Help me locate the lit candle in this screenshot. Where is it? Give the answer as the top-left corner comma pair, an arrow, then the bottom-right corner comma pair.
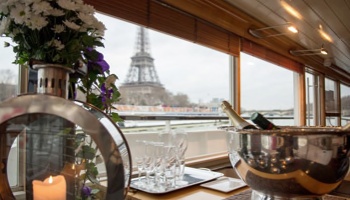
32,175 -> 66,200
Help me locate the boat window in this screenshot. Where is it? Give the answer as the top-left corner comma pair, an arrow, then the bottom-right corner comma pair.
0,38 -> 18,101
325,78 -> 340,126
340,84 -> 350,126
96,14 -> 230,167
0,37 -> 20,189
240,52 -> 295,126
305,72 -> 323,126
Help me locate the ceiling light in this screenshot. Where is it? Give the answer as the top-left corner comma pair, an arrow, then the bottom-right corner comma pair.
248,23 -> 298,38
289,46 -> 328,56
281,0 -> 302,19
318,28 -> 333,42
287,26 -> 298,33
320,48 -> 328,55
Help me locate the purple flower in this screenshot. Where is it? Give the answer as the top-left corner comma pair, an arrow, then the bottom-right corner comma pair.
86,47 -> 93,52
85,48 -> 110,72
100,83 -> 114,105
96,59 -> 109,72
81,185 -> 92,197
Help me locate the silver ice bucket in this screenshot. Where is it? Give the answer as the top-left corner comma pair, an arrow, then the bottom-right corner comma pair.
225,126 -> 350,199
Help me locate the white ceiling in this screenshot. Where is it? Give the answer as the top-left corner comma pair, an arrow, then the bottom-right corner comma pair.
225,0 -> 350,74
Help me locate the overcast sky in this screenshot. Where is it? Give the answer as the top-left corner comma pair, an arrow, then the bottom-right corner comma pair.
0,12 -> 294,110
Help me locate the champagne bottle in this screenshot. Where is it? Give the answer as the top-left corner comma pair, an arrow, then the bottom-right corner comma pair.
250,112 -> 280,130
221,100 -> 257,129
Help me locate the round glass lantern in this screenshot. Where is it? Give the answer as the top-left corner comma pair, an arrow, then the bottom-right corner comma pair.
0,94 -> 131,200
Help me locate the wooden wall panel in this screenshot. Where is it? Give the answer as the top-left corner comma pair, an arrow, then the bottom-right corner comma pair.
242,39 -> 303,73
84,0 -> 240,57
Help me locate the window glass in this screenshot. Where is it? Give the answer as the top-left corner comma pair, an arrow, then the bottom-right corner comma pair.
0,37 -> 19,187
340,84 -> 350,126
325,78 -> 340,126
95,14 -> 230,165
96,13 -> 229,108
0,38 -> 18,101
240,52 -> 295,126
305,72 -> 322,126
305,73 -> 315,126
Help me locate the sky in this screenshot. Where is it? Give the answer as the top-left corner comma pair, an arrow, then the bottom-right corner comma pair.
0,12 -> 295,110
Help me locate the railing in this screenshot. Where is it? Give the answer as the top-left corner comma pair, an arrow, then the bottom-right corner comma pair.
118,113 -> 295,130
119,113 -> 295,121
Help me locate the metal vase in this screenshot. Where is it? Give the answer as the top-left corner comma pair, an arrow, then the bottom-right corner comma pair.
33,64 -> 74,99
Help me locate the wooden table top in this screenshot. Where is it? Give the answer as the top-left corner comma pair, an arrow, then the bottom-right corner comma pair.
126,182 -> 249,200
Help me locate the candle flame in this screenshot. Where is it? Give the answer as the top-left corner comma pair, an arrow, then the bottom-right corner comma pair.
48,176 -> 53,184
72,164 -> 75,170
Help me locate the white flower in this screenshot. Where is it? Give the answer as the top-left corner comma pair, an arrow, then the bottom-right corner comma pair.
92,20 -> 106,36
31,1 -> 52,15
105,74 -> 118,88
9,3 -> 28,24
63,20 -> 80,30
0,2 -> 10,15
26,14 -> 48,30
52,24 -> 65,33
78,12 -> 94,26
5,0 -> 18,7
57,0 -> 78,11
50,39 -> 65,50
79,25 -> 87,32
79,4 -> 95,14
50,8 -> 65,17
1,0 -> 108,69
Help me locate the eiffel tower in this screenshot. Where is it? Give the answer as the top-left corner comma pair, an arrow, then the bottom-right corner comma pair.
119,26 -> 167,106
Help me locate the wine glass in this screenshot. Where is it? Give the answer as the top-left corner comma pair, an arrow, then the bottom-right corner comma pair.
152,142 -> 165,190
173,129 -> 188,184
158,130 -> 175,146
134,140 -> 146,187
163,144 -> 177,188
143,141 -> 155,186
174,129 -> 188,158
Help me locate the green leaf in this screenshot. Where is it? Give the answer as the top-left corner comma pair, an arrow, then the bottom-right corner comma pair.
81,35 -> 95,47
110,112 -> 123,122
76,145 -> 96,160
87,174 -> 99,184
93,40 -> 104,47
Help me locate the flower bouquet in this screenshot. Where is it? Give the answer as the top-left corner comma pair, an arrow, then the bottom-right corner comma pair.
0,0 -> 121,116
1,0 -> 123,199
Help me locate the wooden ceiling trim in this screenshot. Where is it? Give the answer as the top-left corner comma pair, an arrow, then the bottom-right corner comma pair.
196,21 -> 239,55
149,1 -> 196,42
84,0 -> 148,26
85,0 -> 240,56
241,39 -> 303,74
162,0 -> 249,36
